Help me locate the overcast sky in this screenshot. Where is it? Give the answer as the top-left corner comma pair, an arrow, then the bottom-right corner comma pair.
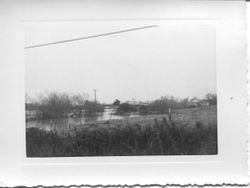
25,23 -> 216,103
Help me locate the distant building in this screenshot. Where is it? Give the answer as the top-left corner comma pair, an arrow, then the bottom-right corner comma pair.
189,97 -> 210,107
189,97 -> 200,107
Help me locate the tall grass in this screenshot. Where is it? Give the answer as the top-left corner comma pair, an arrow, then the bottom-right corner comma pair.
26,120 -> 217,157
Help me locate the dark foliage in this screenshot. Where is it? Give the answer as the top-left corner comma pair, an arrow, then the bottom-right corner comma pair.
117,103 -> 137,114
138,105 -> 150,115
113,99 -> 121,106
26,121 -> 217,157
84,100 -> 105,114
205,93 -> 217,105
147,96 -> 191,113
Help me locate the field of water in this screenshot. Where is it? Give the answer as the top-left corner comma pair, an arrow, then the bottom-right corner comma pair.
26,107 -> 141,133
26,106 -> 216,134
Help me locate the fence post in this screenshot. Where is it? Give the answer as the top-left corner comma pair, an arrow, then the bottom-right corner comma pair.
168,107 -> 172,122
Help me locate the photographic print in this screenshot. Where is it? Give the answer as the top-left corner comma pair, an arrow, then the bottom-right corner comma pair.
25,23 -> 217,157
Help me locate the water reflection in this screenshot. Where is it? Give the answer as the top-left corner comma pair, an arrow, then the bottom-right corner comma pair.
26,108 -> 131,133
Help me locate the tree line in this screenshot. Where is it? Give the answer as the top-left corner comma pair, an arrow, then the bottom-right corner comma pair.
26,92 -> 104,119
26,92 -> 217,119
114,93 -> 217,114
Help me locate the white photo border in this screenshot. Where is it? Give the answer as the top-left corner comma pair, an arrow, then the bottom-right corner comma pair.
0,0 -> 247,186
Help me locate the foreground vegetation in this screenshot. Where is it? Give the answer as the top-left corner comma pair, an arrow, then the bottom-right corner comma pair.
26,107 -> 217,157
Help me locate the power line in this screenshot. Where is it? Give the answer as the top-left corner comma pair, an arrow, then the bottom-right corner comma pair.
25,25 -> 158,49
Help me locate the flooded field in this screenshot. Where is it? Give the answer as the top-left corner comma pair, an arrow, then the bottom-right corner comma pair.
26,107 -> 139,133
26,106 -> 216,135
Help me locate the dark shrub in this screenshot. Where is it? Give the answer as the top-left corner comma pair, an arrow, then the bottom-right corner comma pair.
117,103 -> 137,113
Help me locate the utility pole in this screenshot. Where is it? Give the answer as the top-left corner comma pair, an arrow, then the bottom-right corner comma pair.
93,89 -> 98,103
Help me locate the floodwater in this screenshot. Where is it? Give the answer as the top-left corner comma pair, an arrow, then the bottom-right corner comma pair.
26,108 -> 139,133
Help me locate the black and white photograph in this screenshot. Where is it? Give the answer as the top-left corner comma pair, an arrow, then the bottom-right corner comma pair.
25,23 -> 217,157
0,0 -> 249,186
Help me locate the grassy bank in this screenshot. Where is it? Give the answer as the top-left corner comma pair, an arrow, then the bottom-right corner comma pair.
26,118 -> 217,157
